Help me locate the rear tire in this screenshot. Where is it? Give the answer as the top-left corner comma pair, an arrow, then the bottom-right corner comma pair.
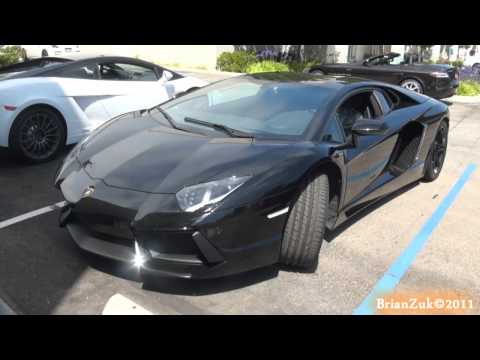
423,120 -> 448,182
280,174 -> 329,270
400,79 -> 424,94
9,106 -> 66,163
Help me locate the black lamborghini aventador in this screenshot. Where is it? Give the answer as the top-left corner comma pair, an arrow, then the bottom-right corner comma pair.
54,72 -> 449,280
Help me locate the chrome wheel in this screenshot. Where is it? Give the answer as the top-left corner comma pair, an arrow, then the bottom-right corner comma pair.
401,79 -> 423,93
19,111 -> 62,161
311,70 -> 325,75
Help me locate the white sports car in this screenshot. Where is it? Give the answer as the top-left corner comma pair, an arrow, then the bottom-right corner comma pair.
0,56 -> 208,162
20,45 -> 82,60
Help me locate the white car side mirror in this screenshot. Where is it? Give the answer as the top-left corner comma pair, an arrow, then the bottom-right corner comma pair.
162,70 -> 174,82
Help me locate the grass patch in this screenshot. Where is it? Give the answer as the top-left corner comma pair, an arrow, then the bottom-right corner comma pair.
457,80 -> 480,96
246,61 -> 290,74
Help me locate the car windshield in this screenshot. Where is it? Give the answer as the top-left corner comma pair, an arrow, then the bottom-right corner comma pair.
368,53 -> 402,66
158,76 -> 336,140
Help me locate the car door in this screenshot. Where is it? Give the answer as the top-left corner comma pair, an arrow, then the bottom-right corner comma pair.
94,61 -> 171,119
335,89 -> 398,208
50,62 -> 121,131
350,56 -> 403,84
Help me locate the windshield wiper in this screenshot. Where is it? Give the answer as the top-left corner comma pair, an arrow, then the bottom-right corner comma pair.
154,108 -> 177,128
184,117 -> 254,138
151,108 -> 190,132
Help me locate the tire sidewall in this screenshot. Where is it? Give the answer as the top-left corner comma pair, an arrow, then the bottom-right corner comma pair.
424,120 -> 448,182
280,174 -> 330,269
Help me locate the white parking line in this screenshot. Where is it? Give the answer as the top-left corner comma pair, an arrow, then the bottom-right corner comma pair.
102,294 -> 153,315
0,201 -> 67,230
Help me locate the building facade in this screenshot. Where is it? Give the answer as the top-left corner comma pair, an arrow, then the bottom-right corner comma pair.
77,45 -> 479,70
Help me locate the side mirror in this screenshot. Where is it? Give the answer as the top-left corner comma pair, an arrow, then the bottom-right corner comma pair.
162,70 -> 174,82
352,119 -> 388,136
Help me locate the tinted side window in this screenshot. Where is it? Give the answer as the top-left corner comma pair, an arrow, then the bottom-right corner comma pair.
374,90 -> 392,114
57,64 -> 99,79
337,91 -> 381,138
382,87 -> 418,110
99,62 -> 158,81
322,117 -> 344,143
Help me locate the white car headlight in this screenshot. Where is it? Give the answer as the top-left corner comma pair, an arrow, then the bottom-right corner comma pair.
431,72 -> 450,78
176,176 -> 251,212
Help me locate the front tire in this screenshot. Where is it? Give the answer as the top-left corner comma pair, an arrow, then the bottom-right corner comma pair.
423,120 -> 448,182
281,174 -> 329,270
400,79 -> 424,94
9,106 -> 66,163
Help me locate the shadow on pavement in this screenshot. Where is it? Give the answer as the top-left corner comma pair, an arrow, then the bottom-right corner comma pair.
0,148 -> 71,222
0,213 -> 89,314
142,266 -> 279,296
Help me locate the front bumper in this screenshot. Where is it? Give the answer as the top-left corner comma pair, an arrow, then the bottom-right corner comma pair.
57,166 -> 288,280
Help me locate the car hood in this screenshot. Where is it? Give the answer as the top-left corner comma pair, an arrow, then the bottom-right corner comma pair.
77,111 -> 301,194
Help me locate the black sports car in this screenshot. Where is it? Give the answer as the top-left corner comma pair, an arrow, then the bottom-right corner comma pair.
55,72 -> 449,280
307,52 -> 459,99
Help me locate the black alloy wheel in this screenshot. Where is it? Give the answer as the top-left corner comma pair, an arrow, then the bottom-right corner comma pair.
10,107 -> 66,163
424,120 -> 448,182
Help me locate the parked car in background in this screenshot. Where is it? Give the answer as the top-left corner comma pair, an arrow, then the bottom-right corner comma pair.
55,73 -> 449,280
306,52 -> 459,99
464,48 -> 480,71
20,45 -> 81,60
0,56 -> 208,162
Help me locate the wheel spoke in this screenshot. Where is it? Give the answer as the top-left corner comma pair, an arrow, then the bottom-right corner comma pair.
17,110 -> 63,160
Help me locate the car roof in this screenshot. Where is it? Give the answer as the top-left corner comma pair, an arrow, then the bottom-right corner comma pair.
0,56 -> 168,80
238,72 -> 430,103
240,72 -> 377,89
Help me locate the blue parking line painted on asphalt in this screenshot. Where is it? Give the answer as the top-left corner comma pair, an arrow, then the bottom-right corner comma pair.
353,163 -> 477,315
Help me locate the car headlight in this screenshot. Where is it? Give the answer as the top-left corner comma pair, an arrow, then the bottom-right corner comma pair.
431,72 -> 449,78
176,176 -> 251,212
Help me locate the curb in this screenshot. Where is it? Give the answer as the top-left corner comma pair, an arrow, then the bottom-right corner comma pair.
448,95 -> 480,104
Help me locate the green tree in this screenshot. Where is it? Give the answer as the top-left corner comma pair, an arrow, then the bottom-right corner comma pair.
0,46 -> 22,67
